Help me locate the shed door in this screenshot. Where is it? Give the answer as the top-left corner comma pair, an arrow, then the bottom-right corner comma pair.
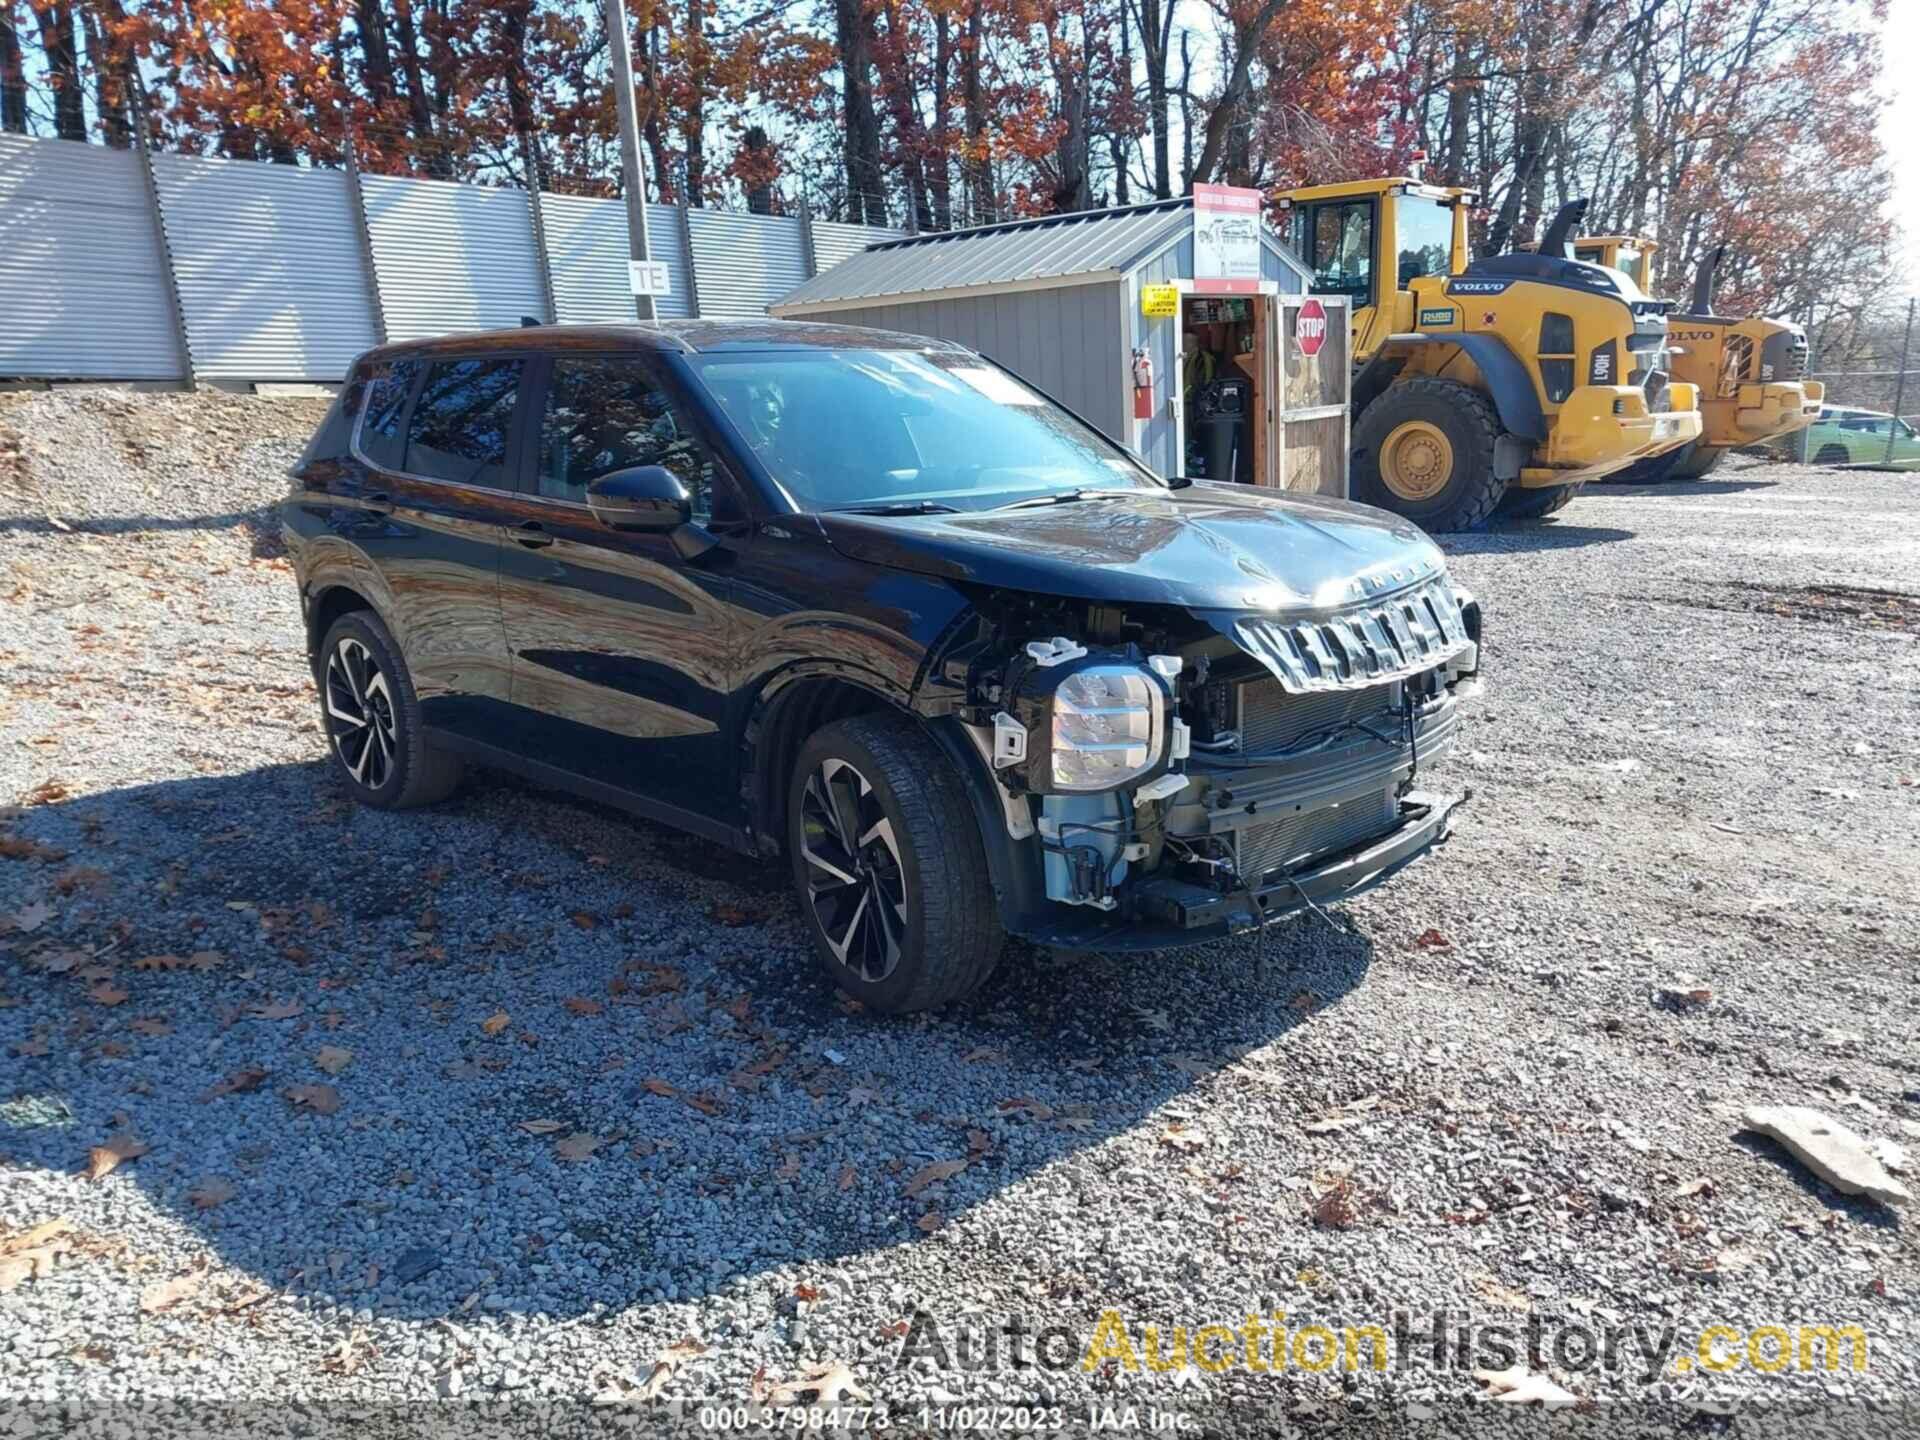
1275,296 -> 1352,498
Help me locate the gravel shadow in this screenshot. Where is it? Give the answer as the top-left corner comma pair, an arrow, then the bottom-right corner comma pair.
2,760 -> 1375,1325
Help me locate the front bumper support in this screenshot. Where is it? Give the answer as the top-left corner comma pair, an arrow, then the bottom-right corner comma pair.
1007,790 -> 1466,952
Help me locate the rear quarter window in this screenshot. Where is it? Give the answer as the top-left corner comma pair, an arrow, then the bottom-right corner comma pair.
360,358 -> 421,470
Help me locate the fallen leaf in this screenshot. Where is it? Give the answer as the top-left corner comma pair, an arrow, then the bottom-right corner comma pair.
643,1077 -> 679,1098
1159,1123 -> 1205,1153
903,1159 -> 966,1198
709,902 -> 757,927
84,1133 -> 150,1181
0,1218 -> 74,1258
130,1016 -> 172,1038
997,1097 -> 1054,1120
555,1132 -> 605,1163
188,1177 -> 236,1210
141,1272 -> 203,1314
637,1336 -> 709,1399
1473,1363 -> 1578,1407
200,1066 -> 268,1100
838,1165 -> 857,1191
518,1119 -> 566,1135
962,1046 -> 1004,1063
0,1218 -> 78,1290
767,1361 -> 870,1407
564,996 -> 603,1017
248,998 -> 303,1021
285,1084 -> 342,1116
1673,1178 -> 1714,1200
186,950 -> 223,972
88,983 -> 129,1007
481,1010 -> 510,1036
1414,929 -> 1452,950
1312,1175 -> 1359,1230
314,1046 -> 353,1075
134,954 -> 188,971
11,899 -> 52,933
915,1212 -> 944,1233
1474,1275 -> 1533,1311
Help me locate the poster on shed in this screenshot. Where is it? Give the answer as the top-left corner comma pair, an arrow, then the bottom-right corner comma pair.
1193,183 -> 1263,283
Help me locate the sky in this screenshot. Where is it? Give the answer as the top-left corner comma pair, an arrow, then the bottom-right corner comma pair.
1880,2 -> 1920,298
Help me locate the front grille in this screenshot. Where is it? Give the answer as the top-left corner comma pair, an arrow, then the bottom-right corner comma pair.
1234,675 -> 1398,754
1230,578 -> 1469,695
1235,787 -> 1400,883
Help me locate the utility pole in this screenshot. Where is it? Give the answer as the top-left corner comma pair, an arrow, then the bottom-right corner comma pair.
1884,296 -> 1914,468
605,0 -> 656,322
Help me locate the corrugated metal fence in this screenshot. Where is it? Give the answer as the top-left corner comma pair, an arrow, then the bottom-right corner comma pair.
0,134 -> 902,385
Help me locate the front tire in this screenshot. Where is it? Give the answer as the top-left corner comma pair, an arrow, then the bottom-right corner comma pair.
1352,378 -> 1509,531
1674,443 -> 1725,479
787,714 -> 1004,1013
316,611 -> 463,810
1496,481 -> 1581,521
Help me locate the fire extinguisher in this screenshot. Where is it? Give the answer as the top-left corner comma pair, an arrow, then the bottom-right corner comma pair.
1131,348 -> 1154,421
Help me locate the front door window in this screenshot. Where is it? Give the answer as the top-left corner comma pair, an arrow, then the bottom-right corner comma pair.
537,355 -> 729,522
1298,200 -> 1374,303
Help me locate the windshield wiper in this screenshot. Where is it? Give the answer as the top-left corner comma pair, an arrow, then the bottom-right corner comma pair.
995,487 -> 1145,511
828,500 -> 961,516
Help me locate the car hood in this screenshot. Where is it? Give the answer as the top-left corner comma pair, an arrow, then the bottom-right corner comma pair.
811,482 -> 1450,612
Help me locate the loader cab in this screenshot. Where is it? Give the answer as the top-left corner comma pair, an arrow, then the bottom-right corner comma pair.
1280,178 -> 1474,359
1574,236 -> 1656,293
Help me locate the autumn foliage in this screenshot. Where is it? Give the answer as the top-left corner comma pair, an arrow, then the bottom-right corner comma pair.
0,0 -> 1896,325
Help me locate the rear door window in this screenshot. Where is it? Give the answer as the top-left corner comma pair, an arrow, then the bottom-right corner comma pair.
404,358 -> 525,488
359,358 -> 421,470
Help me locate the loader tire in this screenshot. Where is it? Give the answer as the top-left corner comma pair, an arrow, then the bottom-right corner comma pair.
1496,482 -> 1581,521
1673,443 -> 1725,479
1353,378 -> 1508,532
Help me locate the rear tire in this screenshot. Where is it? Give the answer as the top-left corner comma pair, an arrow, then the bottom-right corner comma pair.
1352,378 -> 1508,531
1496,482 -> 1581,521
316,610 -> 463,810
1814,444 -> 1849,467
1674,444 -> 1725,479
787,714 -> 1004,1014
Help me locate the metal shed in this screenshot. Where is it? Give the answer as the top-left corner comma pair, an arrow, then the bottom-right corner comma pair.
771,193 -> 1352,496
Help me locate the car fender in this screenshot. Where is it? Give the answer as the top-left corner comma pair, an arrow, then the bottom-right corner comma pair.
297,540 -> 387,656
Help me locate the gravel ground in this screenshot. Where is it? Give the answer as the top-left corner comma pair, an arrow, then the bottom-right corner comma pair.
1,388 -> 1916,1424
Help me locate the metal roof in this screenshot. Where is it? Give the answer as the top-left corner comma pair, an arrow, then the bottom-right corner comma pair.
773,197 -> 1292,312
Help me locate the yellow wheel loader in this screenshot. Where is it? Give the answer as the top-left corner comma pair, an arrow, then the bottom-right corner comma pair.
1277,178 -> 1702,529
1574,237 -> 1824,480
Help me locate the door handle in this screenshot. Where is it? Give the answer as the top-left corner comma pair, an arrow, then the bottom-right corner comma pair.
513,520 -> 555,549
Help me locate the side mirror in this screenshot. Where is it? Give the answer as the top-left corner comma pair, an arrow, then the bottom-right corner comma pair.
585,465 -> 690,532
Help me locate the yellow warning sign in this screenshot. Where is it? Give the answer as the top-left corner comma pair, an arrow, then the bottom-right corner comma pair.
1140,284 -> 1178,318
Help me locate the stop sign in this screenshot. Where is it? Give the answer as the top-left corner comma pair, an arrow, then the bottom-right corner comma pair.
1296,297 -> 1328,358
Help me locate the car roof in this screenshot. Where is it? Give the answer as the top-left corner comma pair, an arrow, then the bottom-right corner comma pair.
361,318 -> 968,366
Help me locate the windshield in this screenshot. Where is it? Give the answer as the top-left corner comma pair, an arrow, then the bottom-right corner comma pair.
1396,197 -> 1454,284
686,349 -> 1161,513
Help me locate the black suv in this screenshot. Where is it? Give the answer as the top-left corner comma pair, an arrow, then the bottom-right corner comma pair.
284,321 -> 1482,1012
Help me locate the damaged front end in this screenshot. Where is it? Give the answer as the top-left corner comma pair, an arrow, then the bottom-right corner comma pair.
944,577 -> 1483,949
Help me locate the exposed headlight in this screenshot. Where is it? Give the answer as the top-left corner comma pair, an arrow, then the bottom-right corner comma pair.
1051,665 -> 1164,792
